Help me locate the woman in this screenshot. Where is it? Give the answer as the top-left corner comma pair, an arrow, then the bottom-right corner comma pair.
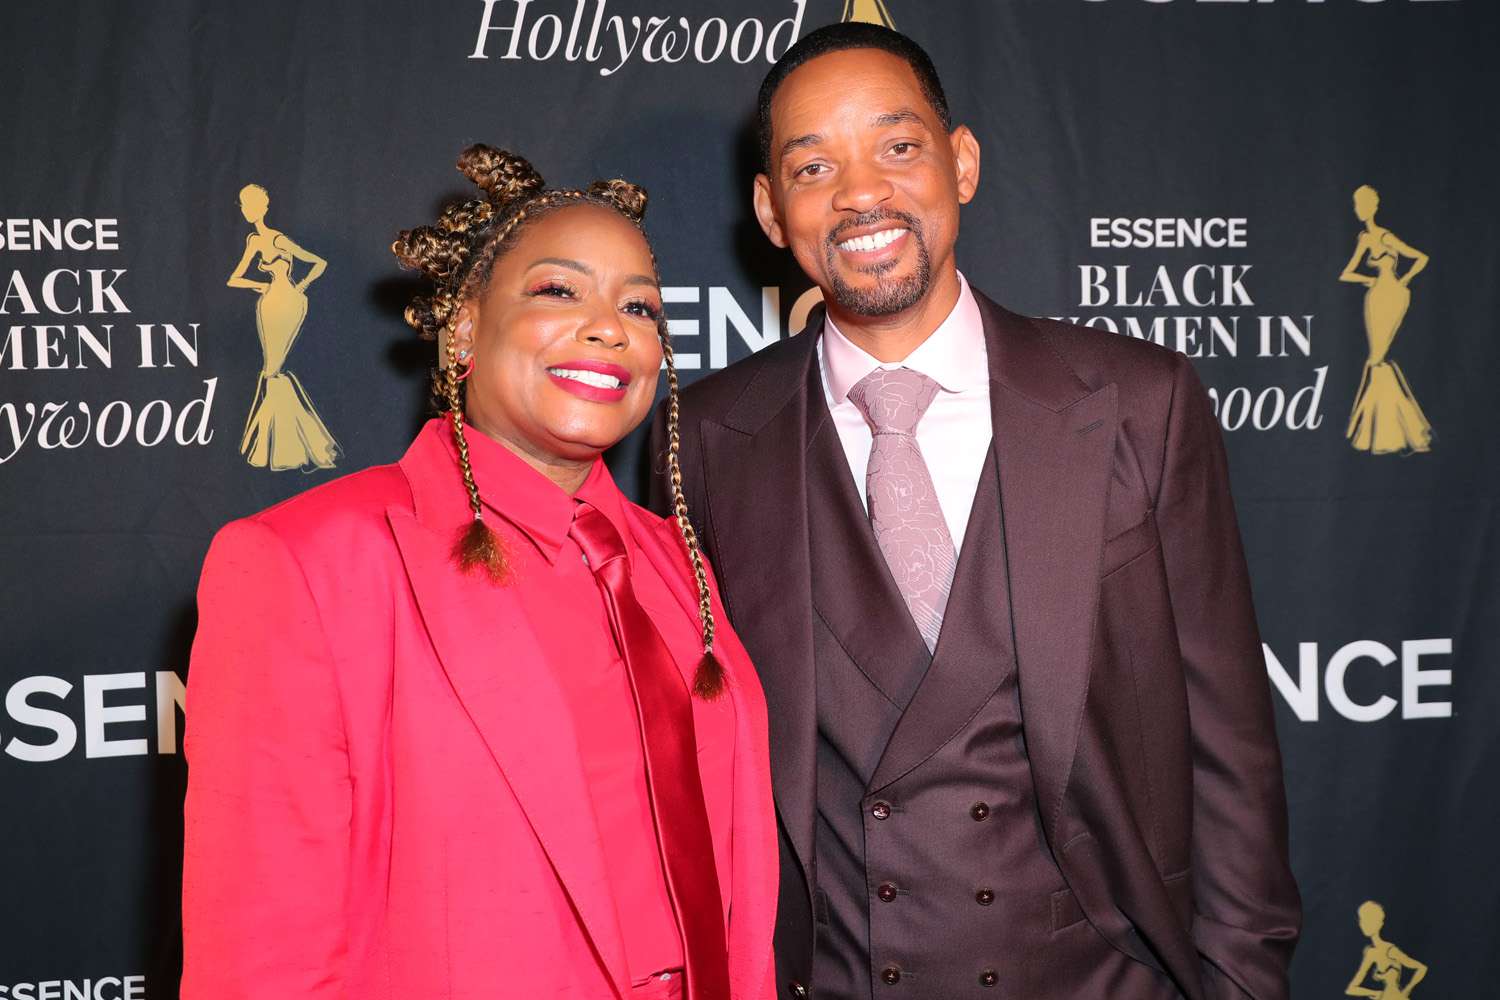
183,146 -> 777,999
1338,184 -> 1432,455
227,183 -> 342,471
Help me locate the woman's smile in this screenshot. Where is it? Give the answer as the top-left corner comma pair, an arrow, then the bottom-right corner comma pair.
546,359 -> 633,402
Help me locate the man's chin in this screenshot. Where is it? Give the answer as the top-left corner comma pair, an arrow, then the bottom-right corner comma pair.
827,271 -> 930,317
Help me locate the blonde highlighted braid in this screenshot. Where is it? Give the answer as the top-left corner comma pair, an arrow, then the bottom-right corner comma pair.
391,144 -> 724,698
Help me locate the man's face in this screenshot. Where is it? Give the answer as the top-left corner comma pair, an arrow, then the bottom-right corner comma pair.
755,48 -> 979,318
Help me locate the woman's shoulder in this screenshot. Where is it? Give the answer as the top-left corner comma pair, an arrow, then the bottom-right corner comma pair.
214,461 -> 414,568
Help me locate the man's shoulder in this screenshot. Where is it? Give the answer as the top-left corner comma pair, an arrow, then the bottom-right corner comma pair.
1024,313 -> 1184,397
675,325 -> 815,424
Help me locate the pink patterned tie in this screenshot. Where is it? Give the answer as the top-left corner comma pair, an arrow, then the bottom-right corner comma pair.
847,367 -> 957,653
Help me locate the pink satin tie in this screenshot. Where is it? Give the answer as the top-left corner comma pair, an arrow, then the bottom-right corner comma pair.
848,367 -> 958,653
570,502 -> 730,1000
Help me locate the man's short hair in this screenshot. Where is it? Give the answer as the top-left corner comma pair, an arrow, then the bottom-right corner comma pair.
757,22 -> 952,173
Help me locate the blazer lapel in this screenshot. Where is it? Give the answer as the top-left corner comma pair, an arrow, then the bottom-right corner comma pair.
977,295 -> 1119,844
386,507 -> 629,999
805,370 -> 933,712
700,326 -> 821,885
867,447 -> 1015,792
634,514 -> 778,1000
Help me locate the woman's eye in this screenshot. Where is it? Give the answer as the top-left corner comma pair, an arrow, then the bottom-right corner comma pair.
624,300 -> 662,321
529,281 -> 576,298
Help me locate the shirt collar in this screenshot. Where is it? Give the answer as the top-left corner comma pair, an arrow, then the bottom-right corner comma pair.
433,418 -> 631,565
821,271 -> 988,403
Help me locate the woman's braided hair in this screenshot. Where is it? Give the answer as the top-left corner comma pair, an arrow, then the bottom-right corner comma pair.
391,144 -> 723,699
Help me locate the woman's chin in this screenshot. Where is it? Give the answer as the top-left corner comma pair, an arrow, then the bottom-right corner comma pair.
543,408 -> 648,455
539,424 -> 628,462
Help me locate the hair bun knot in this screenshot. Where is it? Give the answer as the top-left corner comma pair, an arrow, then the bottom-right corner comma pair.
438,198 -> 496,235
457,144 -> 545,205
587,179 -> 648,222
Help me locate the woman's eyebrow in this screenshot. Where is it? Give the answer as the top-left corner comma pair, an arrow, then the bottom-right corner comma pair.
529,256 -> 592,275
530,257 -> 656,289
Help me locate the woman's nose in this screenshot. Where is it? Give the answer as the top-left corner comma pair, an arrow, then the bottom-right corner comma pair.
578,306 -> 629,350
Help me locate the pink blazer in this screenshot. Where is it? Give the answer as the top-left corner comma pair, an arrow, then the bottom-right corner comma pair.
181,424 -> 778,999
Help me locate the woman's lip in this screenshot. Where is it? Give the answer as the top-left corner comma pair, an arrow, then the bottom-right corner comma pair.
547,371 -> 629,403
550,358 -> 632,385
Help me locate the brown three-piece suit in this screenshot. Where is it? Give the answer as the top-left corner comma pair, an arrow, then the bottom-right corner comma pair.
653,290 -> 1300,999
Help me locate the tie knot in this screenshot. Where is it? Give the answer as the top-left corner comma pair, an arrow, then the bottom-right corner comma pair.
570,501 -> 628,569
847,367 -> 941,435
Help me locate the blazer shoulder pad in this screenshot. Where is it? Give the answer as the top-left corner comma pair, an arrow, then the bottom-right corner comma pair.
1030,315 -> 1182,397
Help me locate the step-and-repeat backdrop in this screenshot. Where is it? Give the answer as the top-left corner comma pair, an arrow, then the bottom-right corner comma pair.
2,0 -> 1495,995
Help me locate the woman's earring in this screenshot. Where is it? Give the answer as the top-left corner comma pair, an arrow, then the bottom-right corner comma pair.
456,348 -> 475,382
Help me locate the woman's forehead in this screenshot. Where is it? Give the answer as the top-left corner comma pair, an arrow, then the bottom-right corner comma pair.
506,203 -> 653,267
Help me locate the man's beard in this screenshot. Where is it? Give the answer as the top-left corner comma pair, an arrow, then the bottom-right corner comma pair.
823,209 -> 933,317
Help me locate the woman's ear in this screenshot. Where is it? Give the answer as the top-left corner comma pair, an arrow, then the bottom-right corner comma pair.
445,300 -> 478,366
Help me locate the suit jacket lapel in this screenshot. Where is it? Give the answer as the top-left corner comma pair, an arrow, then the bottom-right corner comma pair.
805,367 -> 933,712
977,295 -> 1119,843
388,434 -> 629,998
867,447 -> 1014,792
700,325 -> 821,885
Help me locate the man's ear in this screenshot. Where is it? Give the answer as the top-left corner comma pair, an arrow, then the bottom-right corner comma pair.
950,124 -> 981,205
753,173 -> 788,248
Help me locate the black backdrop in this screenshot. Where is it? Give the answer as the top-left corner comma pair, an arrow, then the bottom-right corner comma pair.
2,1 -> 1497,996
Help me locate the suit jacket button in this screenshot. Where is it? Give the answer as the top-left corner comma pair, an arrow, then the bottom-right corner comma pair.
877,882 -> 898,902
788,982 -> 808,999
979,969 -> 998,987
871,800 -> 892,821
970,802 -> 990,821
975,888 -> 995,906
881,966 -> 902,985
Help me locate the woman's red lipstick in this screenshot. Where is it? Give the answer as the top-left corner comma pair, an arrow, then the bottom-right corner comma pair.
546,359 -> 631,402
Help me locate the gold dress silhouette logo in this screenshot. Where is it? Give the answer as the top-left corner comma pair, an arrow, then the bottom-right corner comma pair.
842,0 -> 895,28
227,183 -> 341,472
1338,185 -> 1432,455
1346,900 -> 1428,998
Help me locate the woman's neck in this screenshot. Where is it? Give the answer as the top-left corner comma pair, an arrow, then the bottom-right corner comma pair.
466,414 -> 595,495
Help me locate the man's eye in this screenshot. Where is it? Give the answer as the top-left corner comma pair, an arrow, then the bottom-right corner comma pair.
890,142 -> 916,155
796,163 -> 826,178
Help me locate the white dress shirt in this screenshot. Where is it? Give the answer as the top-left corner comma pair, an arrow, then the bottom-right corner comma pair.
816,272 -> 993,552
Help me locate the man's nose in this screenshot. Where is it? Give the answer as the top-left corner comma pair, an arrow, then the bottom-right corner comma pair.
831,161 -> 895,215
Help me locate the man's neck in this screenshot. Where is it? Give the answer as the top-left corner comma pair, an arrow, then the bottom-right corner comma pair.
824,267 -> 963,363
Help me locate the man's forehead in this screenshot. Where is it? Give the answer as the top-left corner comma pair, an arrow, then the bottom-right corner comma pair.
771,48 -> 933,131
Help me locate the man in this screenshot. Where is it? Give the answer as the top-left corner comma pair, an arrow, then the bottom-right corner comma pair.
652,22 -> 1300,1000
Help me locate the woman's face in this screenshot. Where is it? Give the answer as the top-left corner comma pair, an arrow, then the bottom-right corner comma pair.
1354,188 -> 1379,222
453,203 -> 665,469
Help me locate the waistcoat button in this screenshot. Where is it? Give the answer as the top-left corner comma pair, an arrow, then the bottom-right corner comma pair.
871,800 -> 892,821
980,969 -> 999,987
877,882 -> 898,902
881,966 -> 902,985
975,888 -> 995,906
970,802 -> 990,821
